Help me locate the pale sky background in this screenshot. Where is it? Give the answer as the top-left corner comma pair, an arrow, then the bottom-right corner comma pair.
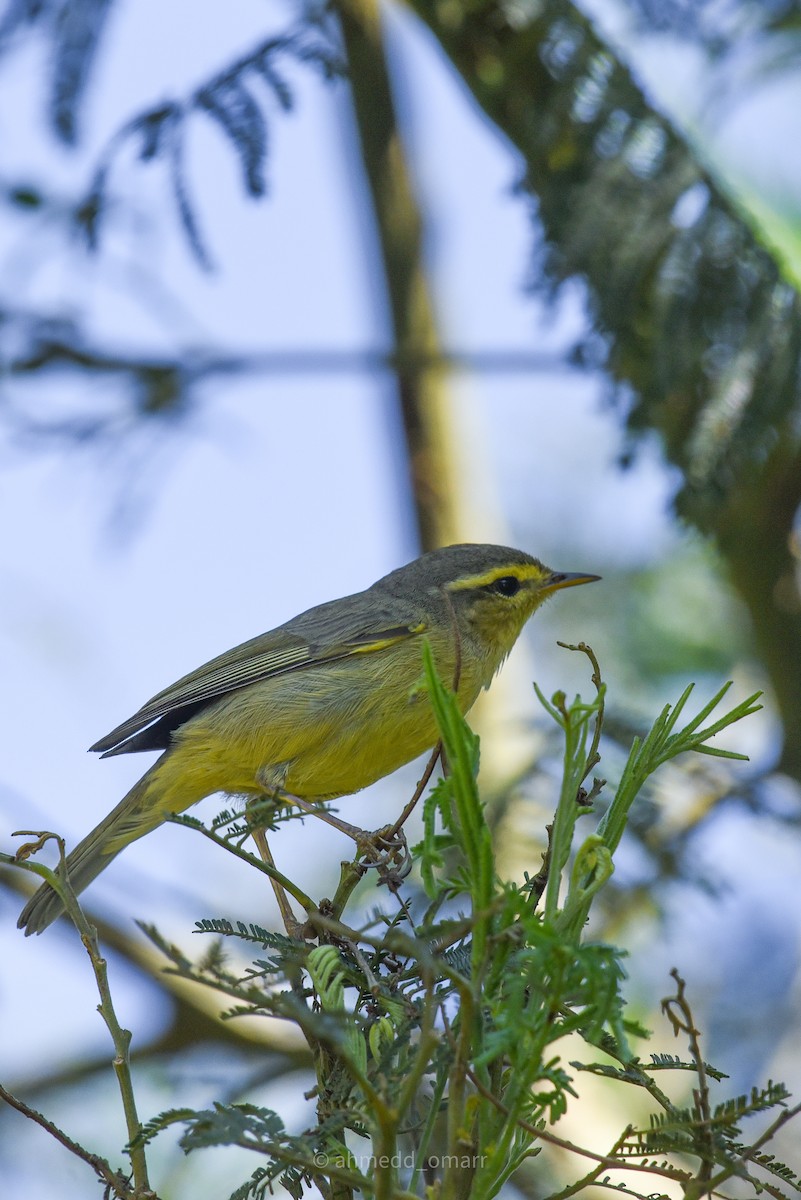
2,2 -> 801,1196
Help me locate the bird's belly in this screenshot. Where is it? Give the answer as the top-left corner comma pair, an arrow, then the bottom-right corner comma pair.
282,689 -> 441,799
168,649 -> 484,804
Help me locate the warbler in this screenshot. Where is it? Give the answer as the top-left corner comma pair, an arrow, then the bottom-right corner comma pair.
19,543 -> 598,934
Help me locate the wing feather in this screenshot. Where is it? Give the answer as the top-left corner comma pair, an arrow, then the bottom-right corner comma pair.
90,617 -> 425,756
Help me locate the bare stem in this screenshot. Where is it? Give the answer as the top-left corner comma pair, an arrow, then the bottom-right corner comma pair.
165,812 -> 316,915
386,741 -> 442,840
556,640 -> 605,786
661,969 -> 714,1191
0,1083 -> 137,1198
11,832 -> 155,1196
463,1066 -> 690,1186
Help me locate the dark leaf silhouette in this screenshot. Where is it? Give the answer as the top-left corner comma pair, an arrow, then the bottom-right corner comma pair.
196,78 -> 268,198
50,0 -> 114,142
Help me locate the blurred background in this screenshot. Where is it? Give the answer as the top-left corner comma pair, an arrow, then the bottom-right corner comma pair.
2,0 -> 801,1195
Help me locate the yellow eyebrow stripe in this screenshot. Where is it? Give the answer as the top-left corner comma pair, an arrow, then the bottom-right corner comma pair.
445,564 -> 542,592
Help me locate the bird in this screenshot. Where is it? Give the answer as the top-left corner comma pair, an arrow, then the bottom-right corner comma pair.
18,543 -> 599,934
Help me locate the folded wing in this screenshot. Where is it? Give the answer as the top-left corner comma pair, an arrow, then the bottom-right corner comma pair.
90,619 -> 426,758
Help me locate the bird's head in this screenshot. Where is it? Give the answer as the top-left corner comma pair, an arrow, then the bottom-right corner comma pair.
439,546 -> 599,657
381,543 -> 600,663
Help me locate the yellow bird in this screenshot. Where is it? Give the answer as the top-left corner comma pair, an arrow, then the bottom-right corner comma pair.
19,543 -> 598,934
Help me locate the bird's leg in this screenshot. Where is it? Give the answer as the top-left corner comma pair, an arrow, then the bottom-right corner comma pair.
272,788 -> 412,879
246,798 -> 306,939
277,791 -> 370,840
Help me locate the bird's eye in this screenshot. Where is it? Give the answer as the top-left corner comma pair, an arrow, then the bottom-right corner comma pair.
492,576 -> 521,597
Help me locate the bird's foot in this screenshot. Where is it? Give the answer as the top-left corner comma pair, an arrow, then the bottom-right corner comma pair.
274,788 -> 413,887
354,823 -> 409,867
353,824 -> 413,888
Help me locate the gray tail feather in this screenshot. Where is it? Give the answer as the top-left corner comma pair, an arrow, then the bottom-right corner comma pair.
18,759 -> 165,936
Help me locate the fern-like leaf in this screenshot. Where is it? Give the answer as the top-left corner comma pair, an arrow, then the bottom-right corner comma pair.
196,78 -> 268,197
50,0 -> 114,142
167,117 -> 212,268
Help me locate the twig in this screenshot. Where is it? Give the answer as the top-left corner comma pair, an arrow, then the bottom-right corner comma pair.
11,831 -> 154,1196
0,1083 -> 137,1198
345,938 -> 381,997
165,812 -> 316,915
463,1066 -> 689,1185
661,969 -> 714,1189
704,1099 -> 801,1196
556,641 -> 605,788
543,1125 -> 635,1200
526,821 -> 554,910
385,742 -> 442,840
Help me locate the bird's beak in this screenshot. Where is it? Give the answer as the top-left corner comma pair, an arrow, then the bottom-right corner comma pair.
539,571 -> 601,596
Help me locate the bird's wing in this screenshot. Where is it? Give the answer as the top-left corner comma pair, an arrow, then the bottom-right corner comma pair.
90,616 -> 426,756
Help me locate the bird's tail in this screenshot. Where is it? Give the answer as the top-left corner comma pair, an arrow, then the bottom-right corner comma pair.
18,756 -> 170,936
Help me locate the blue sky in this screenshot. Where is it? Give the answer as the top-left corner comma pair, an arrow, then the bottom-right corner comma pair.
2,2 -> 799,1195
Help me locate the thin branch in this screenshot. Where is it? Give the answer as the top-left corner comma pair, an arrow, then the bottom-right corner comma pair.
557,640 -> 605,788
164,812 -> 316,916
661,968 -> 714,1189
10,833 -> 153,1194
0,1084 -> 139,1198
463,1066 -> 690,1185
704,1100 -> 801,1193
543,1125 -> 635,1200
385,744 -> 442,842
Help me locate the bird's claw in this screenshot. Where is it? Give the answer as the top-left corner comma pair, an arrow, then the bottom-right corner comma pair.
356,825 -> 413,882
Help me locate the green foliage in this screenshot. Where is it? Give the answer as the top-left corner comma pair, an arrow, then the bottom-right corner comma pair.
4,649 -> 797,1200
135,1102 -> 285,1152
